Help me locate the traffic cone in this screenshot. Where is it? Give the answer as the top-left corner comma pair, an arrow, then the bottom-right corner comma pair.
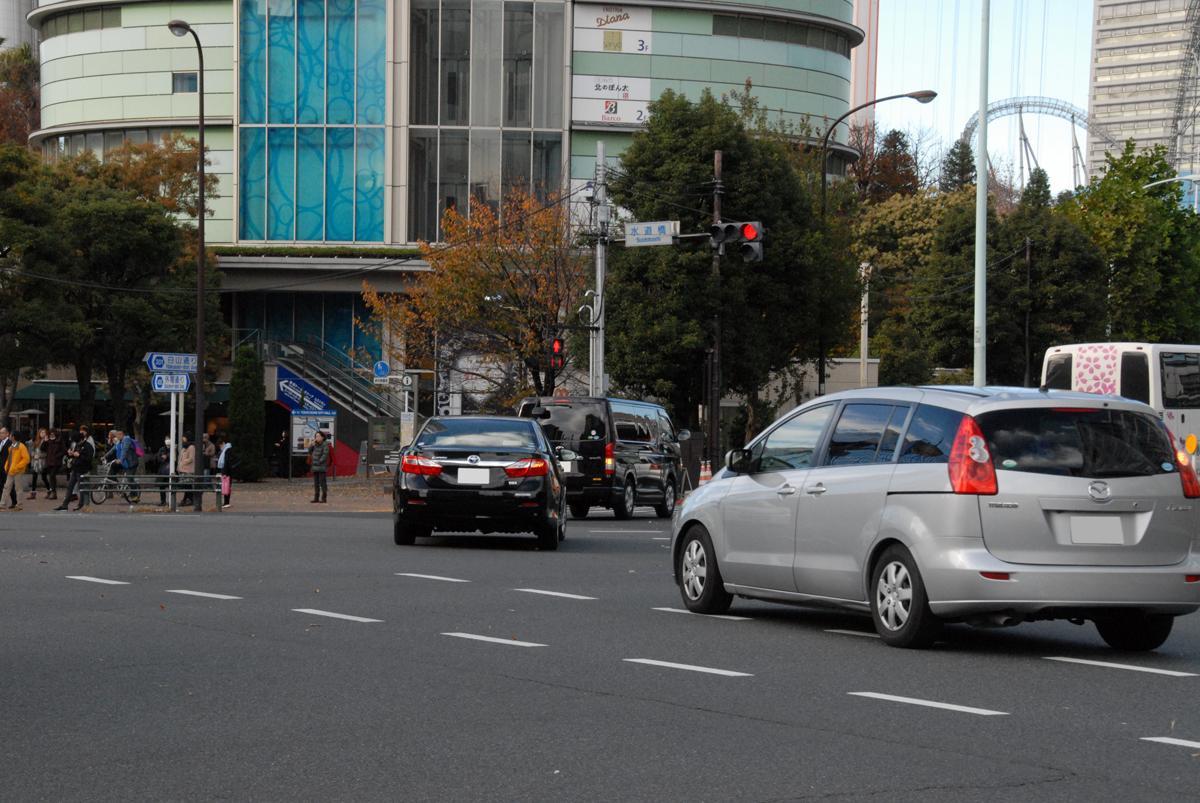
699,460 -> 711,486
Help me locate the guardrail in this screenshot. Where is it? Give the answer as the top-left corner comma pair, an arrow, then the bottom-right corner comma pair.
74,473 -> 224,511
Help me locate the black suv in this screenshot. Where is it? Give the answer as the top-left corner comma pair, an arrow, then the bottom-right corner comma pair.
517,396 -> 690,519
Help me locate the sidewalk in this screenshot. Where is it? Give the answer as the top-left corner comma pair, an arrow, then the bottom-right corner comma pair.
5,476 -> 393,515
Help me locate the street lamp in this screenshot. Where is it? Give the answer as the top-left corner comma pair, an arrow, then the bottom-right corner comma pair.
1143,175 -> 1199,212
168,19 -> 206,511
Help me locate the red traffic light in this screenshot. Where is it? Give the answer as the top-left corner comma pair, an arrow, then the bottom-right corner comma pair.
552,338 -> 563,354
740,222 -> 761,241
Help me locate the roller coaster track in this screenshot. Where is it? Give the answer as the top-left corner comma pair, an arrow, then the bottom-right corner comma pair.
1167,0 -> 1200,168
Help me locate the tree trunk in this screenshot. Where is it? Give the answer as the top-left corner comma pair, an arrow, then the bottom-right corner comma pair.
130,378 -> 151,443
744,388 -> 760,445
0,368 -> 18,430
75,353 -> 96,429
105,362 -> 130,432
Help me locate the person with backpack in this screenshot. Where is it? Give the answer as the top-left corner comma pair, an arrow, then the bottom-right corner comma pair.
1,431 -> 30,511
102,429 -> 142,497
55,426 -> 96,511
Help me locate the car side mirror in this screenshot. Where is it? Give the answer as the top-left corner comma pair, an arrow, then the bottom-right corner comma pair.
676,429 -> 691,442
726,448 -> 754,474
555,446 -> 579,461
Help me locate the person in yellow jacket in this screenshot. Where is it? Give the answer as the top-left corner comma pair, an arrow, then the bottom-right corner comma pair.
2,431 -> 30,511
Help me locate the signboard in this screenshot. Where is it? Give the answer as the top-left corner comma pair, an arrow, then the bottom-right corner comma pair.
276,365 -> 332,411
572,75 -> 651,126
291,411 -> 336,455
373,376 -> 391,386
373,360 -> 390,378
574,4 -> 653,54
624,220 -> 679,247
151,372 -> 192,393
144,352 -> 198,373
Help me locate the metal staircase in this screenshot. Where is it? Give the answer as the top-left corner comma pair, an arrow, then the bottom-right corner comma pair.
267,337 -> 407,422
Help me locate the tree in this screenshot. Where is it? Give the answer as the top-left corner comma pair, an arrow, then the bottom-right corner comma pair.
0,43 -> 38,146
228,345 -> 267,481
850,129 -> 921,204
939,139 -> 976,193
362,188 -> 588,399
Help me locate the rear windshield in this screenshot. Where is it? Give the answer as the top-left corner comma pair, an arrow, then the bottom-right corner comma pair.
535,403 -> 607,444
417,418 -> 537,448
976,407 -> 1175,478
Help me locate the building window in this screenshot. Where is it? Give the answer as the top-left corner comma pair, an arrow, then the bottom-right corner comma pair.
712,14 -> 852,58
172,73 -> 199,93
41,6 -> 122,40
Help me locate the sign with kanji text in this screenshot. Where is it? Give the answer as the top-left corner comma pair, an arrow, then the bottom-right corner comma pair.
151,373 -> 192,393
144,352 -> 198,373
624,220 -> 679,247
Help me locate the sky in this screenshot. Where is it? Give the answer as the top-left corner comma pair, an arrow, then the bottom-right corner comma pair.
872,0 -> 1095,193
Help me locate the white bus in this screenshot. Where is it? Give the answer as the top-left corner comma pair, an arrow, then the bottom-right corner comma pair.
1041,342 -> 1200,451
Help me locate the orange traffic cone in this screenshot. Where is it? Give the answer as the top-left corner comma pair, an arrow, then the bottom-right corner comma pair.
699,460 -> 712,485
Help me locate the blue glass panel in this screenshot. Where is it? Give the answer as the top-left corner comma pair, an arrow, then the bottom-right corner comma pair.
354,294 -> 382,361
296,0 -> 325,124
326,0 -> 356,125
295,293 -> 323,346
323,293 -> 353,355
239,0 -> 267,123
355,127 -> 384,241
325,128 -> 355,241
235,292 -> 264,333
267,0 -> 295,124
266,292 -> 295,341
296,127 -> 324,240
239,127 -> 266,239
356,0 -> 386,125
267,127 -> 295,240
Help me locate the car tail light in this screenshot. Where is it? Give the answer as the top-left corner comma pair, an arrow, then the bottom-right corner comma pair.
979,571 -> 1011,581
1185,574 -> 1200,583
401,455 -> 443,476
505,457 -> 548,478
948,415 -> 997,495
1176,450 -> 1200,498
604,442 -> 615,476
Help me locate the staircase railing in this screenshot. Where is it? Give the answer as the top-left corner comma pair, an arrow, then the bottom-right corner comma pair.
268,337 -> 406,420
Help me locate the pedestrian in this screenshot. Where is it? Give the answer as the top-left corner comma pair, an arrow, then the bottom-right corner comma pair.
43,428 -> 65,500
216,432 -> 233,507
56,425 -> 95,511
0,426 -> 12,508
177,433 -> 195,507
1,431 -> 30,510
202,432 -> 216,476
273,429 -> 289,478
28,428 -> 46,500
155,437 -> 172,506
308,431 -> 330,504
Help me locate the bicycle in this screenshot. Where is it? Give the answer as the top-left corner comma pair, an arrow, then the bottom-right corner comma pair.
90,460 -> 142,505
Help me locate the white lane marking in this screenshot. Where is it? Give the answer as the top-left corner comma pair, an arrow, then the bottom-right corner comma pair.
165,589 -> 243,601
826,628 -> 881,639
624,658 -> 753,677
395,573 -> 470,583
848,692 -> 1008,716
1140,736 -> 1200,749
442,632 -> 547,647
513,588 -> 597,600
66,575 -> 129,585
292,608 -> 382,623
1044,657 -> 1197,678
652,606 -> 751,621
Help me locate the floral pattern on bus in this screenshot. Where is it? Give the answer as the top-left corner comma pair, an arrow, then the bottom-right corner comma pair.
1073,343 -> 1119,395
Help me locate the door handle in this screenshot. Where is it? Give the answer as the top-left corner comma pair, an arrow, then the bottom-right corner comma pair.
805,484 -> 827,496
776,485 -> 797,496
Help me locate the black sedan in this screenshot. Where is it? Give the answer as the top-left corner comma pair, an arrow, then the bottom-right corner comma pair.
392,416 -> 574,549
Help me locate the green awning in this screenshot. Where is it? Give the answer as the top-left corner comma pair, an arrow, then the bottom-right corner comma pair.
15,382 -> 230,403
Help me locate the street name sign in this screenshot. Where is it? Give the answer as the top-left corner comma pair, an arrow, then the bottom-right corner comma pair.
152,372 -> 192,393
373,376 -> 391,386
624,220 -> 678,247
144,352 -> 199,373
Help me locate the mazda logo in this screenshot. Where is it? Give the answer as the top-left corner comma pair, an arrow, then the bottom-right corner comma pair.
1088,481 -> 1111,502
467,455 -> 480,464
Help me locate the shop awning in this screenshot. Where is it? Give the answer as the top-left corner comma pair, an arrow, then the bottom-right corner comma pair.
14,382 -> 230,403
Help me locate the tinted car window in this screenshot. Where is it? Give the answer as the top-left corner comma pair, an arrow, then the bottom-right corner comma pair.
1160,352 -> 1200,409
827,404 -> 894,465
612,402 -> 655,443
898,404 -> 963,464
537,402 -> 607,444
417,419 -> 537,448
977,407 -> 1175,478
877,405 -> 910,463
657,413 -> 676,442
1044,354 -> 1072,390
758,405 -> 834,472
1121,352 -> 1150,404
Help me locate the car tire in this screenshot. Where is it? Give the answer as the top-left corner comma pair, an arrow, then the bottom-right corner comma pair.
537,517 -> 560,551
613,477 -> 636,520
870,545 -> 941,649
655,479 -> 677,519
1094,611 -> 1174,651
569,502 -> 589,519
393,519 -> 429,546
677,525 -> 733,614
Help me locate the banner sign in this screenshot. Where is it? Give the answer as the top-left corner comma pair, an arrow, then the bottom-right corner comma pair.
276,365 -> 332,412
574,4 -> 653,53
291,411 -> 336,455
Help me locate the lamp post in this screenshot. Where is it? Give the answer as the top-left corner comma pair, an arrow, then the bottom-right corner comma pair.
168,19 -> 206,511
818,89 -> 936,395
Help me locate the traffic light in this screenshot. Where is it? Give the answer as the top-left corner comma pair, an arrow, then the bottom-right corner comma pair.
708,220 -> 765,262
550,337 -> 564,370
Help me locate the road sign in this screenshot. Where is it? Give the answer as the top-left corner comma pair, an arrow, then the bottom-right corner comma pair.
401,374 -> 415,388
373,376 -> 390,386
152,372 -> 192,393
144,352 -> 198,373
625,220 -> 678,247
373,360 -> 390,378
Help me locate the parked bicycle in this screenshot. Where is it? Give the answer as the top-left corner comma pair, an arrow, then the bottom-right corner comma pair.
90,460 -> 141,505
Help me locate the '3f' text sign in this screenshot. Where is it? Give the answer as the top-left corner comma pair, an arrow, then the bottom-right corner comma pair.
573,4 -> 653,54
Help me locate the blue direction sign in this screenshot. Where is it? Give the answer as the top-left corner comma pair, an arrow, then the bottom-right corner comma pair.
144,352 -> 199,373
152,373 -> 192,393
373,360 -> 391,378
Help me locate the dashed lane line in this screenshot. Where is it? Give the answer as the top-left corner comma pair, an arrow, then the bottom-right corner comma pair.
442,632 -> 547,647
395,573 -> 471,583
292,608 -> 383,623
165,590 -> 243,601
1140,736 -> 1200,750
826,628 -> 881,639
652,606 -> 751,621
1043,657 -> 1197,678
848,692 -> 1008,716
66,576 -> 129,585
513,588 -> 598,600
624,658 -> 753,677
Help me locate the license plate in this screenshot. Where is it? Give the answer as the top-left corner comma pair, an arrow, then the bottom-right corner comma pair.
1069,515 -> 1125,545
560,461 -> 573,474
457,468 -> 490,485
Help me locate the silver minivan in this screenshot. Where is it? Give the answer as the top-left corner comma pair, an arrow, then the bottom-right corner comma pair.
671,386 -> 1200,649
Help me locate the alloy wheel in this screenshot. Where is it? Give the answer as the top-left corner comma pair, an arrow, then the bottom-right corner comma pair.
876,560 -> 913,631
681,539 -> 707,601
624,483 -> 635,514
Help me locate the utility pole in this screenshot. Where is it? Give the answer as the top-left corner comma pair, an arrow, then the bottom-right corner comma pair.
1023,236 -> 1032,387
973,0 -> 990,387
708,150 -> 723,465
593,141 -> 609,397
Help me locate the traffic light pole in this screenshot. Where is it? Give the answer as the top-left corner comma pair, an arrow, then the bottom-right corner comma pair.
708,150 -> 723,466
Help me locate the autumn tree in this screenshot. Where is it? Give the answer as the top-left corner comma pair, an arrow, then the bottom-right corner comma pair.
362,188 -> 588,399
0,43 -> 38,146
